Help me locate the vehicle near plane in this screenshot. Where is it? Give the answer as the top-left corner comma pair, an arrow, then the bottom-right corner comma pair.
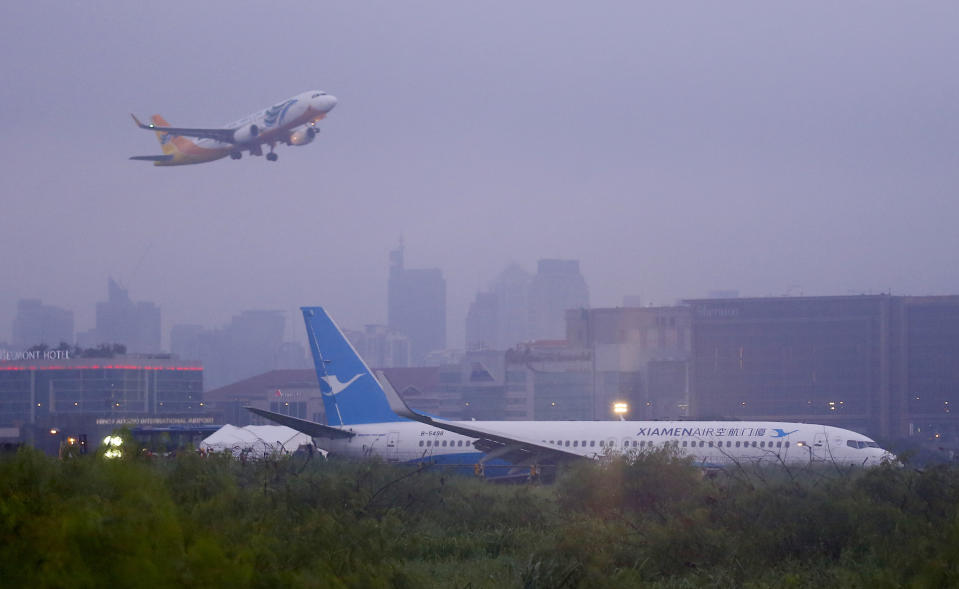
248,307 -> 895,478
130,90 -> 337,166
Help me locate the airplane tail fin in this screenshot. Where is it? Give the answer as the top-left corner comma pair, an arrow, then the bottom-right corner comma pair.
150,115 -> 179,155
302,307 -> 405,425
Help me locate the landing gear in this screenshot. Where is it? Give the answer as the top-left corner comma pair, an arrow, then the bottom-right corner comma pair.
266,152 -> 278,162
230,151 -> 242,160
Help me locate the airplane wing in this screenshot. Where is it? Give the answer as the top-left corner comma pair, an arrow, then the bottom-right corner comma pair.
245,407 -> 355,440
129,155 -> 174,162
130,113 -> 239,144
376,371 -> 581,464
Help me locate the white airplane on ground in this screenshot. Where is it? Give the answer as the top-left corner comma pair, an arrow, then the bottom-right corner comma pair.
130,90 -> 337,166
248,307 -> 895,478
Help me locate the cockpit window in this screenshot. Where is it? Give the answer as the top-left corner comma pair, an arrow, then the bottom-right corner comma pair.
311,92 -> 327,98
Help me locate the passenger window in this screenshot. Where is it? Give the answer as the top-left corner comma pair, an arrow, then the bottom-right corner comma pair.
442,440 -> 447,447
752,441 -> 757,448
699,441 -> 705,448
573,441 -> 579,447
564,440 -> 570,447
735,441 -> 740,447
419,440 -> 424,447
426,440 -> 432,447
708,441 -> 714,447
583,440 -> 588,447
776,441 -> 782,448
599,440 -> 605,447
590,440 -> 595,447
760,441 -> 765,448
682,441 -> 687,447
458,440 -> 463,447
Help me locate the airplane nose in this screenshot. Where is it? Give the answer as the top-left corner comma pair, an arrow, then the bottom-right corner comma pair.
324,95 -> 337,111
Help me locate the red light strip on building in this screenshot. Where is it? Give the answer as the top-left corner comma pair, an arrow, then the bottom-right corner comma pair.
0,365 -> 202,372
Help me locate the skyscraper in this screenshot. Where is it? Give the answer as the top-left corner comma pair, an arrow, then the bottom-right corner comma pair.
528,259 -> 589,340
465,264 -> 533,351
387,244 -> 446,365
94,279 -> 161,353
11,299 -> 74,348
465,292 -> 498,351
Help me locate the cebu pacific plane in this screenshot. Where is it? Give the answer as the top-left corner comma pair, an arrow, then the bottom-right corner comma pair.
248,307 -> 895,478
130,90 -> 337,166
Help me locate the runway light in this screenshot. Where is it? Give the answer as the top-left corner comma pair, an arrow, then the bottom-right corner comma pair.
49,428 -> 58,435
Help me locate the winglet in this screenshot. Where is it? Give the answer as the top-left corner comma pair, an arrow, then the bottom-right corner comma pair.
376,370 -> 425,422
130,113 -> 152,129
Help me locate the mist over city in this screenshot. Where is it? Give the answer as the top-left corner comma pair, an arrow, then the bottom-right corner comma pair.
3,2 -> 958,352
6,3 -> 959,586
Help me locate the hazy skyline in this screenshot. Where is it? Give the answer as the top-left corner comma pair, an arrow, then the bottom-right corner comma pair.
3,2 -> 958,349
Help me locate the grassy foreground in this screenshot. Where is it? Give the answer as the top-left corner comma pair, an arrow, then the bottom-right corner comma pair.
2,443 -> 958,588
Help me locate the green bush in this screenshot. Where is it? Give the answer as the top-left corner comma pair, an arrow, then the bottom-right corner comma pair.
4,446 -> 959,587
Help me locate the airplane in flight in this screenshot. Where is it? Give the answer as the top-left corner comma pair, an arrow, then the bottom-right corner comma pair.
248,307 -> 895,478
130,90 -> 337,166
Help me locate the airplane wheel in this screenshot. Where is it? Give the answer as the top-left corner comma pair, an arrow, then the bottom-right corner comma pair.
230,151 -> 242,160
266,152 -> 278,162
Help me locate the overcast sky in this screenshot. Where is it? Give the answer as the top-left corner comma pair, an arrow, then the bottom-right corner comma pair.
2,1 -> 957,348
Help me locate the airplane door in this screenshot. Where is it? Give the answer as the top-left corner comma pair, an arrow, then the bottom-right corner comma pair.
811,432 -> 827,462
386,432 -> 399,462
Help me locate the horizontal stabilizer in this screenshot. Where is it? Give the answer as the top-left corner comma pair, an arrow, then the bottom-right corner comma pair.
245,407 -> 355,439
129,155 -> 174,162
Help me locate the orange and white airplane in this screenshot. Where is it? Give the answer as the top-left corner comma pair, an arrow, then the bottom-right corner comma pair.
130,90 -> 337,166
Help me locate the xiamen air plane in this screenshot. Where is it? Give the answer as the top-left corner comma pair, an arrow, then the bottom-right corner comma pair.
130,90 -> 337,166
248,307 -> 896,479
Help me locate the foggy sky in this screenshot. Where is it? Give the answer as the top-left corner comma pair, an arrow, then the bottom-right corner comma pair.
2,1 -> 958,348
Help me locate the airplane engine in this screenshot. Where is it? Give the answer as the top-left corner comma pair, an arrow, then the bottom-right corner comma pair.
287,126 -> 316,146
231,124 -> 259,144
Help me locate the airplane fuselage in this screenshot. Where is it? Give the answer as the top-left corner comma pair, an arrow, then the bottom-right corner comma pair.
131,90 -> 337,166
319,419 -> 892,468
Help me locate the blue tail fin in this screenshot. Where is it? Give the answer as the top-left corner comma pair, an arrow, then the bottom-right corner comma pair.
302,307 -> 405,425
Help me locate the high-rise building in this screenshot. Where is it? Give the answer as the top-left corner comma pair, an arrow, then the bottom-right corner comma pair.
465,292 -> 498,351
686,294 -> 959,440
94,278 -> 161,353
493,264 -> 532,349
465,264 -> 536,352
387,244 -> 446,365
344,325 -> 412,368
170,324 -> 203,360
11,299 -> 74,348
528,259 -> 589,340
